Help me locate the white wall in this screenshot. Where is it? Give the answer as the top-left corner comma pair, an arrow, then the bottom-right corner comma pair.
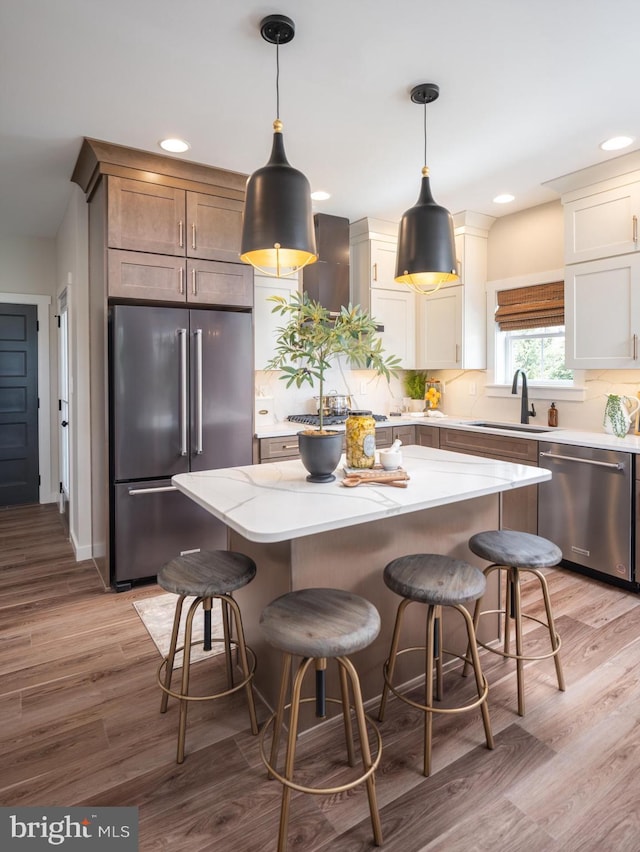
56,186 -> 92,560
0,236 -> 57,502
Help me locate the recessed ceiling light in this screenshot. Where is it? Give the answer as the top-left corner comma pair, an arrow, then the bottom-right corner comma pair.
159,138 -> 191,154
311,190 -> 331,201
493,193 -> 515,204
600,136 -> 634,152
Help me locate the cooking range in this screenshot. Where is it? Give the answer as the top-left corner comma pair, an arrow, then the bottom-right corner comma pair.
288,413 -> 388,426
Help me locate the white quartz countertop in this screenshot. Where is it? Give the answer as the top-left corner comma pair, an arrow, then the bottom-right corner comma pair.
255,415 -> 640,455
173,445 -> 550,544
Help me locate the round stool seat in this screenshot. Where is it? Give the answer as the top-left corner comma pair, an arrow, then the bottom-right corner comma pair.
260,588 -> 380,658
157,550 -> 256,597
384,554 -> 486,606
469,530 -> 562,569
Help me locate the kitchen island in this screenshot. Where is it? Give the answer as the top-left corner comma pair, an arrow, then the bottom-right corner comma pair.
173,445 -> 550,718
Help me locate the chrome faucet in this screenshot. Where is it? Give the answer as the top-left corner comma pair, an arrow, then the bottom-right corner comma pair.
511,369 -> 536,424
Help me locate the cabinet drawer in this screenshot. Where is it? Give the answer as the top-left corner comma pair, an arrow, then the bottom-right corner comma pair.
260,436 -> 301,461
439,428 -> 538,464
107,249 -> 185,301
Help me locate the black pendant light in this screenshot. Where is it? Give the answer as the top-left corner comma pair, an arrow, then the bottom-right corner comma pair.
395,83 -> 458,294
240,14 -> 317,278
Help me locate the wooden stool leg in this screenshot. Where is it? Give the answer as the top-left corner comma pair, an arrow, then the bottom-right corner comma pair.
160,594 -> 185,713
423,604 -> 437,777
378,597 -> 410,721
505,567 -> 514,657
177,596 -> 201,763
339,656 -> 383,847
220,596 -> 234,689
532,568 -> 566,693
456,603 -> 494,750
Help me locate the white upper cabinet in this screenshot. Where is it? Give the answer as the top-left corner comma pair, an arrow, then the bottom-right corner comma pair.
416,212 -> 491,370
545,154 -> 640,368
565,254 -> 640,369
254,274 -> 300,371
350,218 -> 417,368
563,177 -> 640,264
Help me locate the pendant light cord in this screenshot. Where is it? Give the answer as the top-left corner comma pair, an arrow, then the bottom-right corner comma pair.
423,101 -> 428,169
275,36 -> 280,120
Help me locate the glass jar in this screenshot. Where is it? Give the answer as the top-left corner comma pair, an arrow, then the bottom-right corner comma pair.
345,410 -> 376,469
425,379 -> 442,410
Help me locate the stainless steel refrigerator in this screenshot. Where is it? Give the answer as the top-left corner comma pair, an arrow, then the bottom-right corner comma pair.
109,304 -> 253,590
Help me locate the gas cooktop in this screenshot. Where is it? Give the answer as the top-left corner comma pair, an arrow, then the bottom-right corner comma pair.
287,413 -> 388,426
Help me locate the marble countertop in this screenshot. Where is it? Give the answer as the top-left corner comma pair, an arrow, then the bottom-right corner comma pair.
255,414 -> 640,455
172,444 -> 550,544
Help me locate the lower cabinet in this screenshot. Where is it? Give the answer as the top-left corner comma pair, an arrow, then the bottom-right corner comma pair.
439,428 -> 538,534
415,425 -> 440,448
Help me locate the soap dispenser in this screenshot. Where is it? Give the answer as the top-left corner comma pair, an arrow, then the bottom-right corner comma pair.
548,402 -> 558,427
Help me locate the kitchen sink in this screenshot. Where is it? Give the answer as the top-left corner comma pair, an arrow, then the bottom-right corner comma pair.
466,421 -> 558,433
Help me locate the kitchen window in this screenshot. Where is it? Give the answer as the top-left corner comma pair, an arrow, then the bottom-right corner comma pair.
495,281 -> 572,384
486,273 -> 585,402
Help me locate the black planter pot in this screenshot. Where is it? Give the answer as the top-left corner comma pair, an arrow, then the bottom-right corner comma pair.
297,430 -> 343,483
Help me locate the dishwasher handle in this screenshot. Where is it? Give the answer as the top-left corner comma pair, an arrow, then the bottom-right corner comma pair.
539,451 -> 624,470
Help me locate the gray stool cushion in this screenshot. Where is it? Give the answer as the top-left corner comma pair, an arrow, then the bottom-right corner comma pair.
384,554 -> 486,606
469,530 -> 562,570
260,588 -> 381,658
157,550 -> 256,597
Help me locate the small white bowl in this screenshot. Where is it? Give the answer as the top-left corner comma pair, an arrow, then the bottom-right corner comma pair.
379,450 -> 402,471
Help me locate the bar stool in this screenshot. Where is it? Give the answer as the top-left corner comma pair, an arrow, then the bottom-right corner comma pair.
157,550 -> 258,763
378,553 -> 494,777
465,530 -> 565,716
259,588 -> 383,852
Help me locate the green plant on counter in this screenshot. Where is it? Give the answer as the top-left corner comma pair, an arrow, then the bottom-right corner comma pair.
403,370 -> 428,400
265,291 -> 401,432
603,393 -> 630,438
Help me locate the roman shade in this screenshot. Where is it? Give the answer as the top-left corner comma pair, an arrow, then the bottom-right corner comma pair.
495,282 -> 564,331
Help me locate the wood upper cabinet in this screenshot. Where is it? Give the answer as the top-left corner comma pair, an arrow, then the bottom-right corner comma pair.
187,259 -> 252,308
186,192 -> 243,262
108,177 -> 185,256
108,251 -> 252,307
108,176 -> 244,263
108,249 -> 185,302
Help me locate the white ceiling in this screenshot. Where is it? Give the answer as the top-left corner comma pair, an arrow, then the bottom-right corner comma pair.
1,0 -> 638,240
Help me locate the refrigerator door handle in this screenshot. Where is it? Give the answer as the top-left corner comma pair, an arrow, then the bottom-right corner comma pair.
178,328 -> 188,456
128,485 -> 178,495
195,328 -> 204,454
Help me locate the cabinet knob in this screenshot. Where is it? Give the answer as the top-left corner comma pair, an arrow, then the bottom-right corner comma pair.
372,262 -> 378,282
633,215 -> 638,245
178,220 -> 184,248
192,268 -> 197,296
192,222 -> 197,250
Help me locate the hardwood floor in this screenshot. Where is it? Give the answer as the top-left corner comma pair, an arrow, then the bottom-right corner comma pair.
2,503 -> 640,851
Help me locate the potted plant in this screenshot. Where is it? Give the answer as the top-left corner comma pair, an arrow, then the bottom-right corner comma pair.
403,370 -> 428,412
266,291 -> 400,482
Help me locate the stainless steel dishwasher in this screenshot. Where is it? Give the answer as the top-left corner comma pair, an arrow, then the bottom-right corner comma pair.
538,441 -> 636,589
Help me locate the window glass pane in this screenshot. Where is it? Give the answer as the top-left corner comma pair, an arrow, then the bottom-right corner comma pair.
501,326 -> 573,383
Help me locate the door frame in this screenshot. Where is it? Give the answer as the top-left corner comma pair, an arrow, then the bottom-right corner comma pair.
0,292 -> 53,504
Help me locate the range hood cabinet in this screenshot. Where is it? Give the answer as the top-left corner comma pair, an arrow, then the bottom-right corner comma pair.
303,213 -> 350,313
